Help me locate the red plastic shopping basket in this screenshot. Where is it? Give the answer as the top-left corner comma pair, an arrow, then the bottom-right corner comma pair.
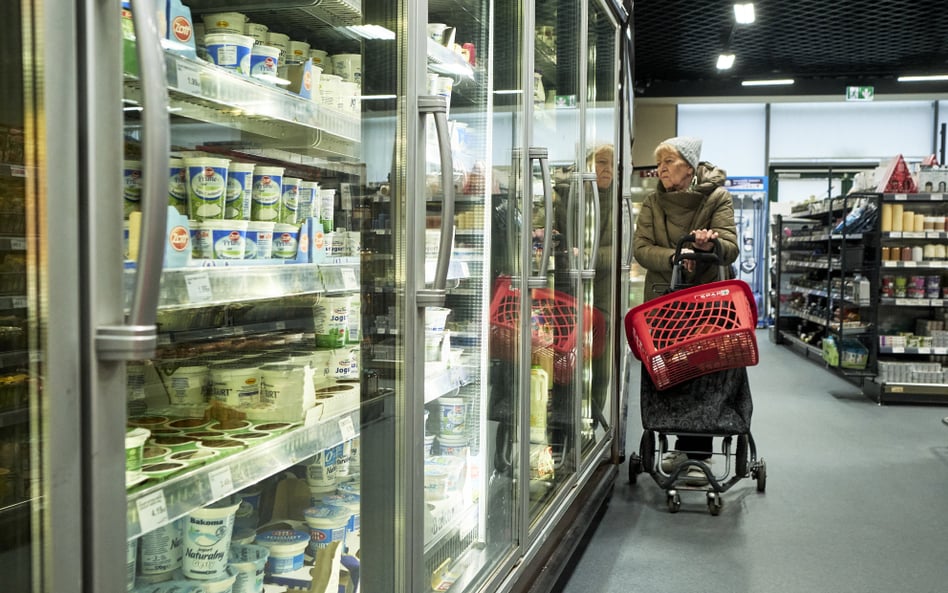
625,279 -> 759,391
489,276 -> 605,385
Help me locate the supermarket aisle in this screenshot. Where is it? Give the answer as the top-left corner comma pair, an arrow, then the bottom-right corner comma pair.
556,331 -> 948,593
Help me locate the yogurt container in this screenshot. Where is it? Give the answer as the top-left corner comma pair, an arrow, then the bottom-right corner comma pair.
263,32 -> 290,60
185,157 -> 230,220
204,33 -> 254,75
183,501 -> 240,579
286,40 -> 311,64
139,518 -> 184,575
199,566 -> 238,593
168,158 -> 189,215
313,296 -> 350,347
159,363 -> 208,406
132,580 -> 204,593
249,44 -> 279,80
125,427 -> 151,484
302,505 -> 348,554
270,223 -> 300,259
250,166 -> 284,222
225,163 -> 254,220
210,363 -> 260,408
126,537 -> 137,591
297,181 -> 318,221
279,177 -> 301,224
202,12 -> 247,34
203,219 -> 249,260
259,362 -> 306,409
304,447 -> 337,488
439,397 -> 467,436
254,530 -> 309,574
228,544 -> 268,593
243,21 -> 267,43
243,221 -> 274,259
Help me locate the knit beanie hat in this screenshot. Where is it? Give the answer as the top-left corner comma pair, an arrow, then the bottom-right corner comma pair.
663,136 -> 702,170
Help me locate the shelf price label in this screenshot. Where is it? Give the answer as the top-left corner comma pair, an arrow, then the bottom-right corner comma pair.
175,60 -> 203,96
338,416 -> 356,441
136,490 -> 169,533
208,466 -> 235,500
185,273 -> 213,303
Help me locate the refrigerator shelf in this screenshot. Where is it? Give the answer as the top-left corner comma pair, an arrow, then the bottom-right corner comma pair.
154,318 -> 313,347
126,264 -> 331,311
125,408 -> 359,540
125,53 -> 361,159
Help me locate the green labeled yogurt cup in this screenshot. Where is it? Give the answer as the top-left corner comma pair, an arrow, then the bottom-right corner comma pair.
185,157 -> 230,220
251,166 -> 285,222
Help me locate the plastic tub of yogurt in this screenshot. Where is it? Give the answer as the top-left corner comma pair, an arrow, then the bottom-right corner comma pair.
183,501 -> 240,579
250,166 -> 284,222
185,157 -> 230,220
229,544 -> 268,593
125,427 -> 151,484
202,12 -> 247,34
254,530 -> 309,574
226,162 -> 255,220
250,44 -> 280,80
243,221 -> 274,259
204,33 -> 254,75
202,219 -> 249,260
270,223 -> 300,259
303,505 -> 348,555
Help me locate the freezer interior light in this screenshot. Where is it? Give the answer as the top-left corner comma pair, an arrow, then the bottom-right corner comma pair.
734,3 -> 756,24
741,78 -> 794,86
344,24 -> 395,40
897,74 -> 948,82
716,53 -> 735,70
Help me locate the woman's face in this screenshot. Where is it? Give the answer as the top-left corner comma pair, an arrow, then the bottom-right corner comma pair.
594,150 -> 613,190
657,149 -> 693,191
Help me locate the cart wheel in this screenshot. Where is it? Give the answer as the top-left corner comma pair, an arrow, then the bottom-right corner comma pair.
666,491 -> 681,513
628,454 -> 643,485
707,492 -> 723,516
753,459 -> 767,492
736,434 -> 749,477
639,431 -> 656,474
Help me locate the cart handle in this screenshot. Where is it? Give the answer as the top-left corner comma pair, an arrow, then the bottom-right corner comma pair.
673,233 -> 724,265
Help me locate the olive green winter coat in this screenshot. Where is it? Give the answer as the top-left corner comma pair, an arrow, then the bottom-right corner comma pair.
632,162 -> 738,300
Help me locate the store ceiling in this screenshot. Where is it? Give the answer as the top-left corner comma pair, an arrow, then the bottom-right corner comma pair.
632,1 -> 948,99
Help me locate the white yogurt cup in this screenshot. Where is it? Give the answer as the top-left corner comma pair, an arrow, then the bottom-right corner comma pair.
280,177 -> 301,225
243,221 -> 274,259
249,44 -> 280,81
182,501 -> 240,579
226,162 -> 255,220
259,362 -> 306,409
158,361 -> 208,405
200,566 -> 238,593
204,33 -> 254,75
209,362 -> 260,408
330,53 -> 361,84
202,12 -> 247,35
123,160 -> 143,219
439,396 -> 467,436
271,223 -> 301,259
243,22 -> 268,43
203,219 -> 249,260
125,427 -> 151,484
303,505 -> 349,554
263,32 -> 290,61
250,166 -> 284,222
287,40 -> 311,64
229,544 -> 269,593
139,518 -> 184,574
297,181 -> 318,221
254,530 -> 310,575
126,536 -> 137,591
308,49 -> 329,71
168,158 -> 188,215
304,447 -> 337,488
185,157 -> 230,220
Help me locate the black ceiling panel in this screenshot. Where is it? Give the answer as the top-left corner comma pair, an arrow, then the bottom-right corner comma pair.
633,1 -> 948,97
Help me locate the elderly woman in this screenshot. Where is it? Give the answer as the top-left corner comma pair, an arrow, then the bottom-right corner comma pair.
632,136 -> 740,483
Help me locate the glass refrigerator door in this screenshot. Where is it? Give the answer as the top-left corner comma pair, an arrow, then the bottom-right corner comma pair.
580,0 -> 619,463
528,0 -> 584,524
120,1 -> 367,592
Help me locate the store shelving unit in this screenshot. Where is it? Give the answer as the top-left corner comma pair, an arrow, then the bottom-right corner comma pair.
774,192 -> 948,404
772,194 -> 876,383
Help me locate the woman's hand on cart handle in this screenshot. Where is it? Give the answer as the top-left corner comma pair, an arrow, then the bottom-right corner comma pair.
691,229 -> 719,252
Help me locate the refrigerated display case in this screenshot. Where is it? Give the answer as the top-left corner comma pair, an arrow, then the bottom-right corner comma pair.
4,0 -> 630,591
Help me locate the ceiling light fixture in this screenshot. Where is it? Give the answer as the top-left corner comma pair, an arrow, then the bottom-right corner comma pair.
741,78 -> 794,86
716,53 -> 735,70
733,3 -> 756,24
897,74 -> 948,82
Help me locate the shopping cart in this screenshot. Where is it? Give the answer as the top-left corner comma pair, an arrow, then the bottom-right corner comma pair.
625,234 -> 766,515
488,275 -> 605,385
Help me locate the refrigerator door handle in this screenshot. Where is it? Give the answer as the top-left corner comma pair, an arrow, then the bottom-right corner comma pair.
527,147 -> 552,288
565,172 -> 581,278
96,0 -> 169,361
622,194 -> 634,269
583,172 -> 601,278
418,95 -> 454,307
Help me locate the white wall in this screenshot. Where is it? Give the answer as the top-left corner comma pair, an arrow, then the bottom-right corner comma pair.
677,103 -> 767,177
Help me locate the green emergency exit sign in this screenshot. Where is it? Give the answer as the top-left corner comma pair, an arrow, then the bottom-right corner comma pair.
846,86 -> 874,101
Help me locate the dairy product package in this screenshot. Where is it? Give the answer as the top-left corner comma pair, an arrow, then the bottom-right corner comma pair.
165,0 -> 197,59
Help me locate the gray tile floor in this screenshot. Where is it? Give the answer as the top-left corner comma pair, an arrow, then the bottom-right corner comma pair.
557,331 -> 948,593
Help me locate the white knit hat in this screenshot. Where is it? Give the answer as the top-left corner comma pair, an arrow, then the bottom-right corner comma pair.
663,136 -> 702,170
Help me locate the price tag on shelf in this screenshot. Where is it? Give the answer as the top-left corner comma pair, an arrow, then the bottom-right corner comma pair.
10,238 -> 26,250
893,194 -> 907,201
338,416 -> 356,441
901,261 -> 916,268
935,347 -> 948,355
341,268 -> 358,290
185,273 -> 213,303
136,490 -> 169,533
11,297 -> 27,309
894,299 -> 913,306
208,467 -> 234,500
274,321 -> 286,331
891,347 -> 905,354
175,61 -> 203,95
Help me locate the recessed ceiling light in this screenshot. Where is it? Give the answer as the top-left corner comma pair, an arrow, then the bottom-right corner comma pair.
734,3 -> 756,24
897,74 -> 948,82
741,78 -> 794,86
716,54 -> 735,70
